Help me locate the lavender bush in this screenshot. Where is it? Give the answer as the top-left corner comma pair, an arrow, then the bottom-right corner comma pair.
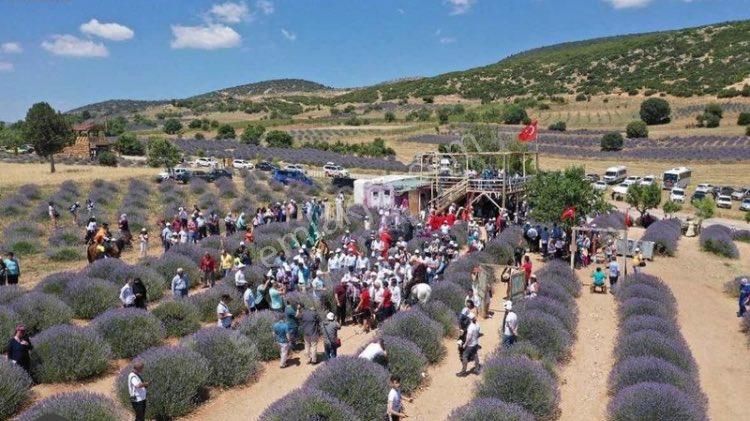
615,329 -> 696,372
0,285 -> 25,304
365,335 -> 428,394
166,242 -> 206,262
260,388 -> 361,421
117,346 -> 211,419
16,391 -> 122,421
62,277 -> 119,319
236,310 -> 279,360
516,309 -> 573,362
48,227 -> 81,248
215,177 -> 237,198
152,299 -> 202,337
0,359 -> 32,419
430,280 -> 467,313
620,315 -> 681,338
722,275 -> 749,298
92,308 -> 165,358
475,355 -> 560,420
83,258 -> 129,281
147,254 -> 201,291
304,356 -> 389,421
10,292 -> 73,335
618,297 -> 674,321
17,183 -> 42,200
182,327 -> 261,387
1,231 -> 41,256
609,356 -> 701,398
535,261 -> 582,297
45,246 -> 82,262
0,194 -> 30,217
616,283 -> 677,310
30,325 -> 111,383
0,306 -> 22,352
537,279 -> 575,307
380,309 -> 446,363
186,284 -> 243,323
111,264 -> 166,302
34,271 -> 79,295
699,224 -> 739,259
515,296 -> 578,334
608,382 -> 707,421
590,211 -> 627,230
641,218 -> 682,256
733,229 -> 750,243
419,300 -> 458,337
448,398 -> 535,421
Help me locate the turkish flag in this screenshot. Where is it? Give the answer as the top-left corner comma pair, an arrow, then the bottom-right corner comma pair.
561,206 -> 576,221
518,120 -> 538,142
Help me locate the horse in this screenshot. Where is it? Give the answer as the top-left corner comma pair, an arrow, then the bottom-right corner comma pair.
87,238 -> 125,263
315,238 -> 330,257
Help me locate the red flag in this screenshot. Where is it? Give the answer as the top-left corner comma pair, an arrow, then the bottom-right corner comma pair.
518,120 -> 538,142
561,206 -> 576,221
625,212 -> 632,227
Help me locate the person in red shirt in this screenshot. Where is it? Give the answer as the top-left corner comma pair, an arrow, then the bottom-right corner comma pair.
445,211 -> 456,226
377,284 -> 393,321
379,229 -> 393,258
334,281 -> 348,325
521,255 -> 533,286
356,285 -> 372,333
200,252 -> 217,288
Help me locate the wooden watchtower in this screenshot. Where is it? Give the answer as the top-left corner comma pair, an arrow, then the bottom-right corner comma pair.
62,121 -> 111,159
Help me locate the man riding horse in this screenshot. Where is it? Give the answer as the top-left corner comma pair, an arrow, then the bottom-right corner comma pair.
87,223 -> 125,263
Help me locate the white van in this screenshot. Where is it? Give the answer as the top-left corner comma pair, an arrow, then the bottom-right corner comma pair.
603,166 -> 627,184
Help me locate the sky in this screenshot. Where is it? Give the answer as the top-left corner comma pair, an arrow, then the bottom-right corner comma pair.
0,0 -> 748,121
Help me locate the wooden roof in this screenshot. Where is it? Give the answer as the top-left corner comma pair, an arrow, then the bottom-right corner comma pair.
72,121 -> 104,131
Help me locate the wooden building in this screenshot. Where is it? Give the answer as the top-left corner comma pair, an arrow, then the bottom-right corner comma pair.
61,121 -> 113,159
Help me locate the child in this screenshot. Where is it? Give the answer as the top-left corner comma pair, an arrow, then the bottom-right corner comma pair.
387,375 -> 412,421
138,228 -> 149,258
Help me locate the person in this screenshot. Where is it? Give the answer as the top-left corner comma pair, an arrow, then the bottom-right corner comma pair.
521,255 -> 533,286
273,316 -> 292,368
738,278 -> 750,317
69,201 -> 80,225
608,257 -> 620,291
389,278 -> 402,311
120,278 -> 136,308
359,338 -> 387,366
355,283 -> 372,333
219,249 -> 233,279
632,247 -> 644,273
457,312 -> 481,377
525,275 -> 538,298
161,223 -> 172,253
6,324 -> 32,372
334,279 -> 348,325
269,282 -> 285,312
387,375 -> 412,421
171,268 -> 189,299
48,201 -> 59,228
376,281 -> 394,321
243,285 -> 256,314
322,312 -> 340,360
217,294 -> 233,328
592,267 -> 606,291
300,305 -> 321,364
234,264 -> 248,294
132,278 -> 148,309
128,361 -> 149,421
285,300 -> 301,346
3,252 -> 20,285
138,228 -> 149,258
199,252 -> 216,288
501,301 -> 518,348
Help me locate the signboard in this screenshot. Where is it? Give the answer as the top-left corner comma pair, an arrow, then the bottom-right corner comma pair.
508,269 -> 526,302
616,239 -> 655,260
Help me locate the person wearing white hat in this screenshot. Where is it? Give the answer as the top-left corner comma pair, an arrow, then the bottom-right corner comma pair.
322,312 -> 341,360
457,312 -> 481,377
738,278 -> 750,317
632,247 -> 644,273
501,301 -> 518,348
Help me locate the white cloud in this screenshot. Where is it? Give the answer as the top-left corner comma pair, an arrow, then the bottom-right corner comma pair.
445,0 -> 476,15
440,37 -> 457,44
170,24 -> 241,50
281,29 -> 296,41
41,35 -> 109,57
397,8 -> 405,14
80,19 -> 134,41
0,62 -> 13,72
209,2 -> 250,23
605,0 -> 653,8
1,42 -> 22,54
256,0 -> 274,15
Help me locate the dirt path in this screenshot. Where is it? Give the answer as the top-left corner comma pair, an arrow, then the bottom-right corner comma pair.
558,266 -> 618,421
648,238 -> 750,420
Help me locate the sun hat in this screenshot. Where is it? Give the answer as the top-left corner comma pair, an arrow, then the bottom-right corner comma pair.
326,312 -> 335,321
503,301 -> 513,311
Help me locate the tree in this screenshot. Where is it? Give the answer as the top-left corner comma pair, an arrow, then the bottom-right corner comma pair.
240,124 -> 265,145
0,123 -> 25,154
625,183 -> 661,218
548,121 -> 566,131
526,166 -> 611,226
704,103 -> 723,119
97,151 -> 118,167
639,98 -> 671,125
422,96 -> 434,104
114,132 -> 145,156
384,111 -> 396,123
194,132 -> 205,140
437,109 -> 450,125
163,119 -> 183,134
601,132 -> 624,151
105,116 -> 127,136
265,130 -> 294,148
693,197 -> 715,219
147,137 -> 181,169
188,119 -> 202,129
501,105 -> 528,124
662,200 -> 682,217
738,112 -> 750,126
696,112 -> 721,128
24,102 -> 73,173
81,110 -> 92,121
216,124 -> 236,140
625,120 -> 648,138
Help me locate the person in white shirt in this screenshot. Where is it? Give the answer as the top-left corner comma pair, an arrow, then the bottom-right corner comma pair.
128,361 -> 149,421
217,294 -> 233,328
359,338 -> 388,366
234,264 -> 247,294
389,278 -> 402,311
171,268 -> 189,299
138,228 -> 149,258
387,374 -> 412,421
120,279 -> 136,308
502,301 -> 518,348
457,312 -> 481,376
243,286 -> 256,314
356,254 -> 369,272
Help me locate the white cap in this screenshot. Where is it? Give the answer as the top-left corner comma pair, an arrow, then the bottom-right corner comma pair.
326,312 -> 335,321
504,301 -> 513,310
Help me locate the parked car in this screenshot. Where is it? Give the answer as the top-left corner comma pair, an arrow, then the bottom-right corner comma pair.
623,175 -> 642,186
592,180 -> 608,191
612,183 -> 630,197
690,190 -> 708,204
284,164 -> 307,174
207,169 -> 233,181
669,187 -> 686,203
232,159 -> 254,169
731,187 -> 749,201
640,175 -> 656,186
194,157 -> 218,167
323,163 -> 349,177
332,176 -> 355,189
585,174 -> 600,183
716,195 -> 733,209
740,198 -> 750,211
695,183 -> 714,194
173,168 -> 193,184
256,161 -> 279,172
273,169 -> 313,186
712,186 -> 735,198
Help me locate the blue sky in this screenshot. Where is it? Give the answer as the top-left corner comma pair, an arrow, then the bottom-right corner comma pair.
0,0 -> 748,120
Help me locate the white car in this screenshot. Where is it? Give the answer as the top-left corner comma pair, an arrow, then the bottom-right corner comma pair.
284,164 -> 306,174
670,188 -> 686,203
194,157 -> 217,167
613,183 -> 630,197
731,187 -> 749,201
640,175 -> 656,186
695,183 -> 713,194
323,163 -> 349,177
716,195 -> 733,209
593,181 -> 608,191
740,198 -> 750,212
232,159 -> 254,169
623,176 -> 642,186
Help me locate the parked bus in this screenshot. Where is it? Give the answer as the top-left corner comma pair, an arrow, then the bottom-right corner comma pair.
662,167 -> 692,190
603,166 -> 627,184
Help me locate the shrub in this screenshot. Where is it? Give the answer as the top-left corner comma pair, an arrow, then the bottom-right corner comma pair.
83,258 -> 128,281
699,225 -> 739,259
62,277 -> 119,319
625,120 -> 648,138
535,261 -> 581,297
117,346 -> 211,419
419,300 -> 458,337
16,392 -> 122,421
92,308 -> 165,358
722,275 -> 749,298
608,356 -> 700,397
260,388 -> 361,421
10,292 -> 73,335
428,281 -> 466,313
536,280 -> 575,307
0,306 -> 22,352
738,112 -> 750,126
601,132 -> 624,151
30,325 -> 111,383
147,254 -> 201,290
733,229 -> 750,243
1,232 -> 41,255
237,310 -> 280,360
380,309 -> 445,363
617,283 -> 676,309
515,296 -> 577,334
187,284 -> 243,323
608,382 -> 706,421
112,265 -> 166,302
548,121 -> 566,131
615,329 -> 695,372
0,285 -> 25,304
639,98 -> 671,125
619,315 -> 681,338
641,218 -> 681,256
304,356 -> 389,421
97,151 -> 118,167
48,228 -> 81,248
0,359 -> 32,419
183,327 -> 261,387
152,300 -> 202,337
516,310 -> 572,361
475,355 -> 559,419
45,246 -> 82,262
377,335 -> 428,394
448,398 -> 535,421
618,297 -> 674,321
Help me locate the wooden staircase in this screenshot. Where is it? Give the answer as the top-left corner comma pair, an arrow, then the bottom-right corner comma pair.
61,136 -> 90,158
430,178 -> 468,211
